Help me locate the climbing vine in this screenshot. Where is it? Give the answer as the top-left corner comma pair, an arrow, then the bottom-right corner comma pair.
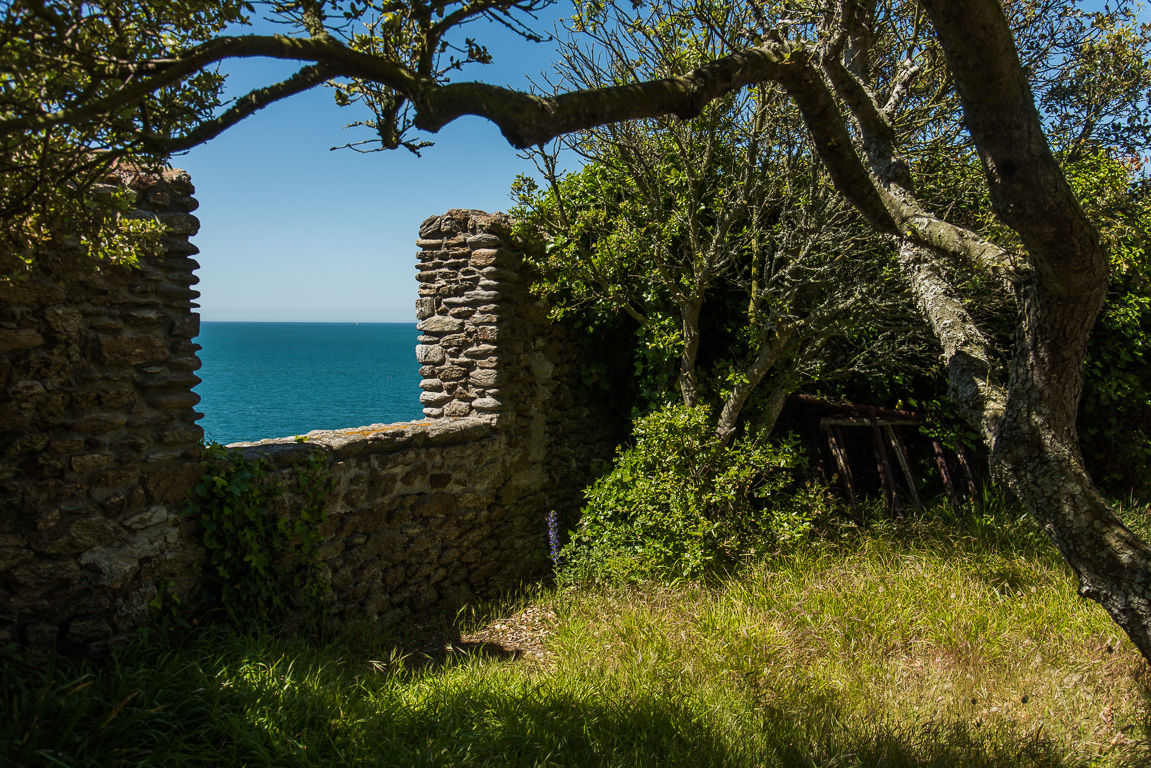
184,444 -> 335,628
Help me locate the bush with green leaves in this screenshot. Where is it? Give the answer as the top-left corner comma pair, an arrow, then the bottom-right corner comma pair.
184,444 -> 334,629
561,404 -> 826,584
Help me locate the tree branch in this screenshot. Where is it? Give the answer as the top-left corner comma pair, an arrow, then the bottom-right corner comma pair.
157,64 -> 334,153
0,34 -> 427,137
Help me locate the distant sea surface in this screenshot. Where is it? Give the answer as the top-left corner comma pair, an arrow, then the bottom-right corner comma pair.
193,322 -> 423,445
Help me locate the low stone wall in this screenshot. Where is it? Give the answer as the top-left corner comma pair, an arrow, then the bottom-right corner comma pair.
0,197 -> 615,653
231,210 -> 615,627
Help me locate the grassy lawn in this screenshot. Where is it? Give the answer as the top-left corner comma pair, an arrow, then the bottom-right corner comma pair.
4,508 -> 1150,767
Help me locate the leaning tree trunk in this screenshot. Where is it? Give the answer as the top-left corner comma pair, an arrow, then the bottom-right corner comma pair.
920,0 -> 1151,662
714,324 -> 795,444
995,406 -> 1151,660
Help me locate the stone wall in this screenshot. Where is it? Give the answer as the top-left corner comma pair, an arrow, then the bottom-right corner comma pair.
0,198 -> 616,653
0,167 -> 206,653
232,210 -> 615,626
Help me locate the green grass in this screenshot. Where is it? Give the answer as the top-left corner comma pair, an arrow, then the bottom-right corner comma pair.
3,504 -> 1150,767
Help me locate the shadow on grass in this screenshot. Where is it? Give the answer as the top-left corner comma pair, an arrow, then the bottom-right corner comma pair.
5,632 -> 1147,767
199,656 -> 1129,768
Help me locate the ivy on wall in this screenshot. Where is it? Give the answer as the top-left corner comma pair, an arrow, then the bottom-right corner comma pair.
183,444 -> 335,629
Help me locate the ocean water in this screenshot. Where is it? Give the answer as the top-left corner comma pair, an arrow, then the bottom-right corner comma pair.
193,322 -> 424,445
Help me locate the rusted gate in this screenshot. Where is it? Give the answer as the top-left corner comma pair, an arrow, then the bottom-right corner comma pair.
791,394 -> 980,515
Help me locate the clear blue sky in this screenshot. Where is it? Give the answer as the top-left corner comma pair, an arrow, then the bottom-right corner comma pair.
178,11 -> 570,323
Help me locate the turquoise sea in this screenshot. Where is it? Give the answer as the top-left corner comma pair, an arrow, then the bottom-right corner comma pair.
193,322 -> 424,445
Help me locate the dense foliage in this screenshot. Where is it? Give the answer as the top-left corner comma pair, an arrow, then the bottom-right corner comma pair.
184,444 -> 334,628
0,0 -> 245,271
1068,152 -> 1151,497
561,404 -> 826,583
513,2 -> 922,440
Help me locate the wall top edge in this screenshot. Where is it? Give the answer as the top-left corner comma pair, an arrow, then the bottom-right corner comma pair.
225,416 -> 495,465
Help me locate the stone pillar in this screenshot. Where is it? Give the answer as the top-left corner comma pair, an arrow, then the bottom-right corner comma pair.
414,210 -> 519,420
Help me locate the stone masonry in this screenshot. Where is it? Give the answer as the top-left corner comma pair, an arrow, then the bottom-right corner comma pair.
0,166 -> 206,653
0,194 -> 615,653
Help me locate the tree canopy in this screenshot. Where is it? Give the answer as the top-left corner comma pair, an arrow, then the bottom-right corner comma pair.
512,1 -> 921,440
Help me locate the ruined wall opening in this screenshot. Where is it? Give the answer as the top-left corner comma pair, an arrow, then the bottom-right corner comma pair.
192,321 -> 424,445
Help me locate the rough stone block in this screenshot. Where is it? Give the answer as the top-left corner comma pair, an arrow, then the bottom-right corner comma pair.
416,315 -> 465,334
466,233 -> 502,248
0,547 -> 34,571
144,463 -> 202,504
415,344 -> 445,365
74,413 -> 128,433
469,369 -> 502,387
463,344 -> 498,359
146,390 -> 200,410
443,401 -> 471,418
419,390 -> 451,406
0,329 -> 44,353
122,505 -> 172,530
7,380 -> 45,398
415,297 -> 436,319
471,397 -> 505,412
71,453 -> 115,473
9,557 -> 82,588
469,249 -> 503,268
97,334 -> 169,365
438,365 -> 468,381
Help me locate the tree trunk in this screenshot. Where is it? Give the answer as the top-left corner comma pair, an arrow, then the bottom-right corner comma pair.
916,0 -> 1151,662
679,297 -> 704,407
714,324 -> 795,444
994,405 -> 1151,659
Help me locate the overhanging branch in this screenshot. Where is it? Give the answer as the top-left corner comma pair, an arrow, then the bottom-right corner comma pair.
158,64 -> 334,153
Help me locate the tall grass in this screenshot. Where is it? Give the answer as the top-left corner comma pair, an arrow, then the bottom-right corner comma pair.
3,503 -> 1149,767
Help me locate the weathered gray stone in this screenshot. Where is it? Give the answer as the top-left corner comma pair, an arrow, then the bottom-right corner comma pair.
419,390 -> 451,406
443,401 -> 472,418
415,297 -> 436,319
415,344 -> 446,364
471,397 -> 505,412
463,344 -> 498,359
467,233 -> 502,248
122,505 -> 172,530
80,524 -> 177,587
469,369 -> 503,387
417,315 -> 465,334
438,365 -> 469,381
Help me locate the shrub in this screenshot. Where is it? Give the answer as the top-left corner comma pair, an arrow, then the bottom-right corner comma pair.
561,404 -> 825,583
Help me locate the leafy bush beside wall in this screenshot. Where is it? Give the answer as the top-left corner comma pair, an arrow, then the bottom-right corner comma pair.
562,404 -> 827,584
184,445 -> 334,629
